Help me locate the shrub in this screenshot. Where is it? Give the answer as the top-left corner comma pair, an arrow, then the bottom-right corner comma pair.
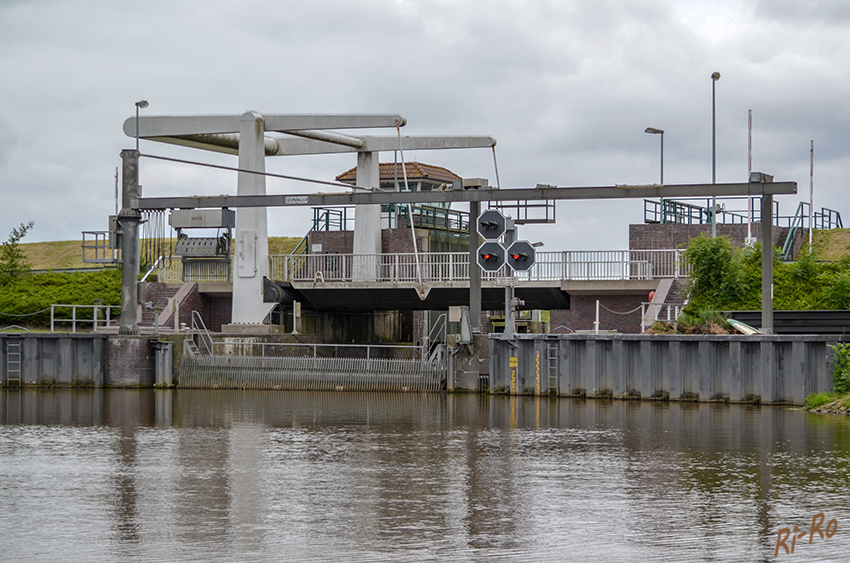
682,234 -> 746,312
0,269 -> 121,327
830,343 -> 850,395
804,392 -> 836,410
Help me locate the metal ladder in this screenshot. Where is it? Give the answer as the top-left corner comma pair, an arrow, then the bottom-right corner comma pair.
546,341 -> 558,394
6,340 -> 22,385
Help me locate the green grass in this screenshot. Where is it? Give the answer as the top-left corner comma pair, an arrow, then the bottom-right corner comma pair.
22,236 -> 303,272
805,392 -> 838,410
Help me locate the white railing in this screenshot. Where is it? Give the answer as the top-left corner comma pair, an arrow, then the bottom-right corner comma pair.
270,249 -> 688,284
161,249 -> 689,284
640,302 -> 684,332
50,304 -> 121,333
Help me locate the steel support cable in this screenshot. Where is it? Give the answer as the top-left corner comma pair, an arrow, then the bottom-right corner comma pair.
138,152 -> 375,192
396,124 -> 425,299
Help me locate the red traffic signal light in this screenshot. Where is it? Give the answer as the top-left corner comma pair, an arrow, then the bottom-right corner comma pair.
506,241 -> 535,271
477,241 -> 506,271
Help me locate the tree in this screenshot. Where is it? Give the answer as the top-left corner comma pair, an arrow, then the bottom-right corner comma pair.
0,221 -> 35,279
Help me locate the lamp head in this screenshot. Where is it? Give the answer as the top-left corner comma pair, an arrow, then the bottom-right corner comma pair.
711,72 -> 720,81
135,100 -> 149,109
645,127 -> 664,135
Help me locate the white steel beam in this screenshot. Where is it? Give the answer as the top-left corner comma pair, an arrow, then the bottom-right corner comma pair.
269,135 -> 497,156
123,113 -> 406,138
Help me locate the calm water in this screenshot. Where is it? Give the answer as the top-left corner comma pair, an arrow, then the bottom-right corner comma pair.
1,389 -> 849,562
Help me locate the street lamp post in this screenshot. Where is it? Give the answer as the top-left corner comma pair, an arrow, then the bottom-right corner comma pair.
645,127 -> 664,222
135,100 -> 149,151
711,72 -> 720,238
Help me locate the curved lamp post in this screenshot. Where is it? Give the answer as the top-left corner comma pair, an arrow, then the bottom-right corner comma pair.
645,127 -> 664,222
711,72 -> 720,237
135,100 -> 149,151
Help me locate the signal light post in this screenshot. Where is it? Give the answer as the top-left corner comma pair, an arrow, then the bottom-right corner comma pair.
473,210 -> 537,338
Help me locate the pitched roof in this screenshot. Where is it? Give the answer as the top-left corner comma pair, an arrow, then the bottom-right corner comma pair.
335,162 -> 462,184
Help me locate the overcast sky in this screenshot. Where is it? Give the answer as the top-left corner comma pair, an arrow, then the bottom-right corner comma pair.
1,0 -> 848,251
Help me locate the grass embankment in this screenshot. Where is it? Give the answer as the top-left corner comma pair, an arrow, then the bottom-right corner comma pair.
22,236 -> 302,270
4,236 -> 301,330
807,343 -> 850,413
0,268 -> 122,328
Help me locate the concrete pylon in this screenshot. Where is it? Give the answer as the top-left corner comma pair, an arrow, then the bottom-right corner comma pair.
232,112 -> 275,324
352,151 -> 381,282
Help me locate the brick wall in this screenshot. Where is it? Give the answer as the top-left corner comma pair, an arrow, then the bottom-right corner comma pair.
307,228 -> 439,255
629,222 -> 791,251
308,230 -> 354,254
202,296 -> 232,332
550,295 -> 647,334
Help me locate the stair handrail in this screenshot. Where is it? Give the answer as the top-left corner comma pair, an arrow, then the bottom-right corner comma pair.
781,202 -> 807,260
140,255 -> 166,282
423,313 -> 448,367
190,310 -> 213,355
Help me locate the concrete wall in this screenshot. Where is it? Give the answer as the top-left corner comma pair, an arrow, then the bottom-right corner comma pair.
104,336 -> 155,387
490,333 -> 845,405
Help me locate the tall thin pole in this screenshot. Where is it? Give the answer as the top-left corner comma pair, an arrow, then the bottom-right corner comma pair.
114,167 -> 119,215
660,131 -> 664,185
747,110 -> 752,242
660,131 -> 664,222
711,72 -> 720,238
809,140 -> 814,249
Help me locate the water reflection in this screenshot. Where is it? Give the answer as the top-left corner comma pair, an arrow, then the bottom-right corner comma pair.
1,389 -> 850,562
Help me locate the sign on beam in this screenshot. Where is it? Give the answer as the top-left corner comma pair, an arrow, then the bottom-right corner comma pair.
477,209 -> 507,241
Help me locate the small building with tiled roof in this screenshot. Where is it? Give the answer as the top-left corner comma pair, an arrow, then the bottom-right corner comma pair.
335,162 -> 461,192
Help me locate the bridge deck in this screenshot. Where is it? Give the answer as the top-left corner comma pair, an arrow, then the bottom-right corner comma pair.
162,250 -> 686,310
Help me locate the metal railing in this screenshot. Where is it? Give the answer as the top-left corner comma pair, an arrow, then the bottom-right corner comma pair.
640,302 -> 683,332
158,249 -> 689,284
81,230 -> 117,264
211,340 -> 424,360
50,304 -> 120,333
645,197 -> 843,230
270,249 -> 688,284
191,310 -> 213,355
140,255 -> 165,282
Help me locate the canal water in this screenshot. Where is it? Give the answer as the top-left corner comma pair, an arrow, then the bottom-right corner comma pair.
1,389 -> 849,562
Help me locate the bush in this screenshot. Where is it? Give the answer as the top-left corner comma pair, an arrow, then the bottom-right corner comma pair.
804,392 -> 836,410
682,234 -> 747,312
682,236 -> 850,313
830,343 -> 850,395
0,269 -> 121,327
